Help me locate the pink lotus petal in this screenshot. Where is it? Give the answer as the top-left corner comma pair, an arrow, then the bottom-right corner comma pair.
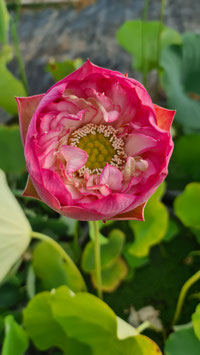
153,104 -> 175,132
61,145 -> 88,174
99,164 -> 123,191
82,193 -> 134,218
60,205 -> 105,221
41,168 -> 72,206
16,94 -> 44,145
125,133 -> 157,156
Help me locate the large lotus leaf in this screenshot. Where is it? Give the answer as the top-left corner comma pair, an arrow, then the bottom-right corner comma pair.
23,286 -> 162,355
128,187 -> 168,257
0,0 -> 9,45
165,323 -> 200,355
117,20 -> 182,73
161,33 -> 200,133
0,169 -> 31,282
0,51 -> 26,114
33,241 -> 86,293
91,257 -> 128,292
0,126 -> 26,173
2,315 -> 29,355
192,304 -> 200,340
23,287 -> 90,354
82,229 -> 125,272
174,183 -> 200,229
174,135 -> 200,181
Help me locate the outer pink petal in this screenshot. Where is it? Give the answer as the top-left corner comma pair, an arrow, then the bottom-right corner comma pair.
153,104 -> 175,132
60,205 -> 105,221
61,145 -> 88,174
41,168 -> 72,206
16,94 -> 44,145
125,133 -> 157,156
99,164 -> 123,191
81,193 -> 134,218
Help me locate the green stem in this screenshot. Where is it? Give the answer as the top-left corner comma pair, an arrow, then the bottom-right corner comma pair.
30,231 -> 87,291
73,221 -> 80,256
92,221 -> 103,299
157,0 -> 165,67
172,270 -> 200,326
137,321 -> 151,333
142,0 -> 149,22
141,0 -> 149,88
10,15 -> 28,93
154,0 -> 166,100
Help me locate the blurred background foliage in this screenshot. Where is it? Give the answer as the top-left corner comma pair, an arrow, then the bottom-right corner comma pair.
0,0 -> 200,354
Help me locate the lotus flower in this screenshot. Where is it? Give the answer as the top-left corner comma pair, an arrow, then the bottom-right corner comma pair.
16,60 -> 175,221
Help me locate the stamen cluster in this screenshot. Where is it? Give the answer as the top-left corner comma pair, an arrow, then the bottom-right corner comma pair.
69,124 -> 127,176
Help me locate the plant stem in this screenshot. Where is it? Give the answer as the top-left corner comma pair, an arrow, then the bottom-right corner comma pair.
92,221 -> 103,299
137,321 -> 151,333
141,0 -> 149,88
172,270 -> 200,326
142,0 -> 149,22
10,8 -> 28,94
154,0 -> 166,101
30,231 -> 87,291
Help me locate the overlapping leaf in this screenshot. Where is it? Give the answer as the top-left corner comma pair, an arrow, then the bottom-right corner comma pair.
128,184 -> 168,257
23,286 -> 162,354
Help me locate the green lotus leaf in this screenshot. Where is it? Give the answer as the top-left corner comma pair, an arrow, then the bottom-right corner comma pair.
165,323 -> 200,355
23,286 -> 162,354
117,20 -> 182,72
174,183 -> 200,229
161,33 -> 200,133
0,169 -> 31,283
2,315 -> 29,355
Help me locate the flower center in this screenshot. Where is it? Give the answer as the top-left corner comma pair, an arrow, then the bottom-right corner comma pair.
69,124 -> 126,175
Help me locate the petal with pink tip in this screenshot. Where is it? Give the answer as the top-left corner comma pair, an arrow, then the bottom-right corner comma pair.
125,133 -> 157,156
153,104 -> 175,132
16,94 -> 44,145
61,145 -> 88,174
99,164 -> 123,191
